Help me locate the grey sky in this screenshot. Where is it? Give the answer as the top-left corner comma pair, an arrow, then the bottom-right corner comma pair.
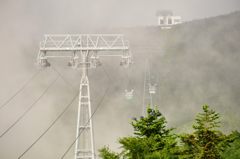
0,1 -> 240,158
1,0 -> 240,32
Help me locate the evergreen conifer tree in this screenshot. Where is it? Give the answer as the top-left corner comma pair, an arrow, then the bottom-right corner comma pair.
119,107 -> 178,158
181,105 -> 228,159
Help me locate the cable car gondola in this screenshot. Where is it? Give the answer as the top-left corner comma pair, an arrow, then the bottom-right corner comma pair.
125,89 -> 134,100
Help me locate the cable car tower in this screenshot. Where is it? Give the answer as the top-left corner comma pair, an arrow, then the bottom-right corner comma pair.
37,34 -> 131,159
142,60 -> 157,115
124,65 -> 134,100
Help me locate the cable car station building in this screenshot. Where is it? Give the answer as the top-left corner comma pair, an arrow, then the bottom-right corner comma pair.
156,10 -> 182,29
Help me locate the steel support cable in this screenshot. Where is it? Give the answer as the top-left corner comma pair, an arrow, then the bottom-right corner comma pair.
51,66 -> 77,92
0,75 -> 60,138
18,92 -> 79,159
18,66 -> 110,159
61,86 -> 110,159
60,66 -> 111,159
0,69 -> 42,111
120,63 -> 142,101
51,65 -> 97,103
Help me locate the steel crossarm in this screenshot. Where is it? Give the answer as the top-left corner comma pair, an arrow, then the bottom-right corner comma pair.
39,34 -> 129,52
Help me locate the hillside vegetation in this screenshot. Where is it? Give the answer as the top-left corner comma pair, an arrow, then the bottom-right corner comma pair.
107,11 -> 240,131
99,106 -> 240,159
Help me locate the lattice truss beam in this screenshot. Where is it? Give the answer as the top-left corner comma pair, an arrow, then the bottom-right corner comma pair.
40,34 -> 129,51
37,34 -> 132,68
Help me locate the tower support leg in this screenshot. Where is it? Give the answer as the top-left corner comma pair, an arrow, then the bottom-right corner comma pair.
142,60 -> 153,116
75,52 -> 95,159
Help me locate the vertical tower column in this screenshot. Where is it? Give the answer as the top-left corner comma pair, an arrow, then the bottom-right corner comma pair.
142,60 -> 153,116
75,51 -> 95,159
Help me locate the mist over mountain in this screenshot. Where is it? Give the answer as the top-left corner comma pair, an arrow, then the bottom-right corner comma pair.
93,10 -> 240,149
0,10 -> 239,159
81,11 -> 240,154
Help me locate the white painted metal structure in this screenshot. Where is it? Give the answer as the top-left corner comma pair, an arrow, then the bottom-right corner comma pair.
157,16 -> 182,29
156,10 -> 182,29
37,34 -> 131,159
149,83 -> 157,94
142,60 -> 157,115
125,89 -> 134,100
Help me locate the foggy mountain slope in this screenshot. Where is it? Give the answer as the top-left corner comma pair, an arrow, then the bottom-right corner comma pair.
0,9 -> 240,158
91,12 -> 240,152
109,11 -> 240,130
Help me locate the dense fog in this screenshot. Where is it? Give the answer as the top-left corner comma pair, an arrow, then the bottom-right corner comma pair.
0,0 -> 240,158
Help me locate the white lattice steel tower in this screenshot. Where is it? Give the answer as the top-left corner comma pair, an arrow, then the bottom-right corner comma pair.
142,60 -> 157,115
37,34 -> 131,159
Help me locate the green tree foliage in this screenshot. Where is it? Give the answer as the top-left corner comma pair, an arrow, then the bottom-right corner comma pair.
99,146 -> 120,159
221,131 -> 240,159
131,108 -> 172,138
119,137 -> 149,159
119,107 -> 179,159
99,105 -> 239,159
180,105 -> 234,159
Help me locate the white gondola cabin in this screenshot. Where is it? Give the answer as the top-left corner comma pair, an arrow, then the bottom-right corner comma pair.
149,84 -> 156,94
125,89 -> 134,100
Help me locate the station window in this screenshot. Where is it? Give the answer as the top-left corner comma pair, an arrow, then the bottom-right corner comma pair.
160,19 -> 164,25
168,18 -> 172,25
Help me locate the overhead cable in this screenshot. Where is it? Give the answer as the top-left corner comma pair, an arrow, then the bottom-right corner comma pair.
60,66 -> 111,159
0,69 -> 42,111
18,92 -> 79,159
0,75 -> 59,138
